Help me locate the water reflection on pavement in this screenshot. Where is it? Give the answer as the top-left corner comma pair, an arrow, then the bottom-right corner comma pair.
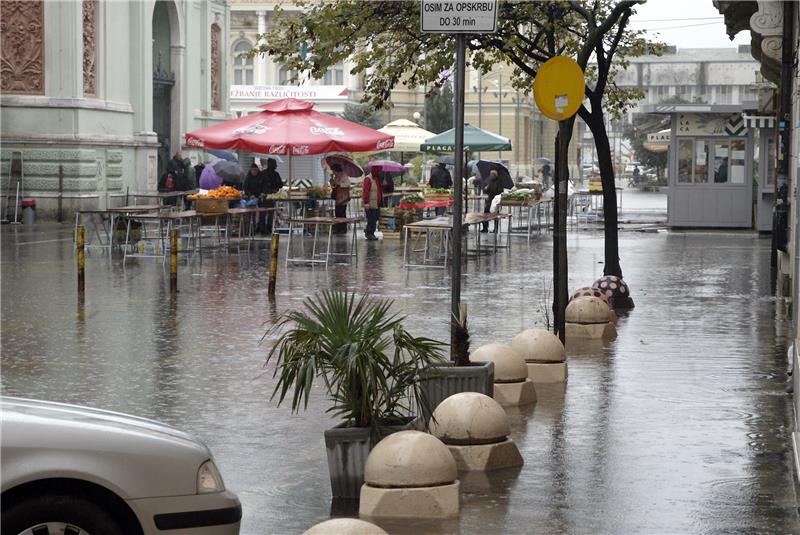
2,219 -> 798,534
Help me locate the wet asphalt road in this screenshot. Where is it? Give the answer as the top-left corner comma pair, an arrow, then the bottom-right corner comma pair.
2,191 -> 799,534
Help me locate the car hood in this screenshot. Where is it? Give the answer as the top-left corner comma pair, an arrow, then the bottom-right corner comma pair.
1,397 -> 214,498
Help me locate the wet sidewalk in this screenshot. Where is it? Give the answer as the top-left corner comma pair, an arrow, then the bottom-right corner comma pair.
2,214 -> 798,533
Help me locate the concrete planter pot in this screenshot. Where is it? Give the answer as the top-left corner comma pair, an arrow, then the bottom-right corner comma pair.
324,417 -> 418,501
420,361 -> 495,418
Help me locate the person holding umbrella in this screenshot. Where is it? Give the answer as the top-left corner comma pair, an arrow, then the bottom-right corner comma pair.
482,170 -> 503,233
362,166 -> 383,241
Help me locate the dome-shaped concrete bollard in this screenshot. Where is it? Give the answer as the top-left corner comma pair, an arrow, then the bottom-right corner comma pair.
565,296 -> 616,339
359,430 -> 459,519
511,329 -> 567,383
429,392 -> 524,471
470,343 -> 536,406
303,518 -> 388,535
593,275 -> 634,309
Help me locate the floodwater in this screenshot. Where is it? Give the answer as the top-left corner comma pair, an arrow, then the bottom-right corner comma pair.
2,191 -> 798,534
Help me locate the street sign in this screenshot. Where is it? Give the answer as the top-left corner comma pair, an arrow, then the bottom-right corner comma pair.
533,56 -> 585,121
421,0 -> 499,34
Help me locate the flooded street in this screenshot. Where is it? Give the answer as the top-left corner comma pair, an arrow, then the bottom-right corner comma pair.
2,192 -> 798,534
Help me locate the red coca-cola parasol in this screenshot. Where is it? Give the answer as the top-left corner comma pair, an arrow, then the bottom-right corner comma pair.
186,98 -> 394,156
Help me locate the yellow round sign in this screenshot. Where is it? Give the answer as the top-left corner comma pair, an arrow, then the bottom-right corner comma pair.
533,56 -> 585,121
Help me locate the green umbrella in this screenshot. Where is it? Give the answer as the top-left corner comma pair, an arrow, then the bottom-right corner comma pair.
420,123 -> 512,152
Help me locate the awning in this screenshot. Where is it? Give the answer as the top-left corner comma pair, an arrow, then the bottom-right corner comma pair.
742,115 -> 775,129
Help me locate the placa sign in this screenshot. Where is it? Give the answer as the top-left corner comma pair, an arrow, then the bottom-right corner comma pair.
421,0 -> 499,34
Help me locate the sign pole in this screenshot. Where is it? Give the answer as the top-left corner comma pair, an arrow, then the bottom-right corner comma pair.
450,33 -> 466,361
553,120 -> 569,344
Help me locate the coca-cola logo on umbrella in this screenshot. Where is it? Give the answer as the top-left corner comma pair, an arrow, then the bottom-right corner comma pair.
233,122 -> 272,136
310,126 -> 344,137
268,144 -> 287,154
292,145 -> 311,155
186,137 -> 205,147
376,138 -> 395,149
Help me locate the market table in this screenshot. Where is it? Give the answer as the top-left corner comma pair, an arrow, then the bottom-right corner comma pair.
269,197 -> 335,232
73,209 -> 114,248
402,212 -> 512,269
129,189 -> 199,207
500,199 -> 552,241
121,209 -> 214,264
226,207 -> 279,249
79,204 -> 169,248
285,216 -> 364,266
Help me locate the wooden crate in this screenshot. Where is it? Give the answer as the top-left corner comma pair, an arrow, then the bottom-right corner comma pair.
195,197 -> 229,214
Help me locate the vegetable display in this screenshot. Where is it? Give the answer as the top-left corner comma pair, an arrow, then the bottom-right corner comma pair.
187,186 -> 242,200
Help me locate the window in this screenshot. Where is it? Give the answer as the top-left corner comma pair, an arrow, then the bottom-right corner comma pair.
729,139 -> 746,184
678,139 -> 693,183
714,140 -> 729,183
694,140 -> 708,183
233,41 -> 254,86
279,65 -> 298,85
323,61 -> 344,85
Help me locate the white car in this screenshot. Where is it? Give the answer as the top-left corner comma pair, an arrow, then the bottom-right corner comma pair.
1,397 -> 241,535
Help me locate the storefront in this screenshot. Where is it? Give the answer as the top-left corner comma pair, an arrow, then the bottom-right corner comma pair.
645,104 -> 756,228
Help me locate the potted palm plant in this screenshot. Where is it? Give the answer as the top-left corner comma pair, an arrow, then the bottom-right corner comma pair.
265,290 -> 446,502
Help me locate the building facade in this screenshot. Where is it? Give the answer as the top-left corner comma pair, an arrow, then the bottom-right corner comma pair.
0,0 -> 233,218
585,46 -> 765,171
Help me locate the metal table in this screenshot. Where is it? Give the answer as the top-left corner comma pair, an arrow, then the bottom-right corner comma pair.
285,216 -> 363,266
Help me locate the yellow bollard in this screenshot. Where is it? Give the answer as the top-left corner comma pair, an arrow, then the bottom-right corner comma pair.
170,228 -> 178,294
77,225 -> 85,293
268,234 -> 280,296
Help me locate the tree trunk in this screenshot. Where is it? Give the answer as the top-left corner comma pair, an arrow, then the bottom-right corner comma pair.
586,110 -> 623,278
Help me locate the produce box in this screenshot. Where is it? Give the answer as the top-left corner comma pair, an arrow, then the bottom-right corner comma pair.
196,197 -> 229,214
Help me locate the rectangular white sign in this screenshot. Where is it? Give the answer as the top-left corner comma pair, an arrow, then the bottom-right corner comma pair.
421,0 -> 498,33
230,85 -> 349,101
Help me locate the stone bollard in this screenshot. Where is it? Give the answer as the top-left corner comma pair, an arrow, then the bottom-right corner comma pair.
593,275 -> 634,309
429,392 -> 523,471
570,286 -> 617,322
469,343 -> 536,406
303,518 -> 388,535
511,329 -> 567,383
565,296 -> 616,339
359,431 -> 459,519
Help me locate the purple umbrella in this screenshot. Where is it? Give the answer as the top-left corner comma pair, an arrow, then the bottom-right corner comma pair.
366,159 -> 406,173
199,159 -> 244,189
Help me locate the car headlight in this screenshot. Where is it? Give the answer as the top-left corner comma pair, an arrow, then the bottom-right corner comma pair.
197,459 -> 225,494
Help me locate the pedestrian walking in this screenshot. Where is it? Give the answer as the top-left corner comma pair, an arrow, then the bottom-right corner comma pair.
482,170 -> 503,233
362,166 -> 383,241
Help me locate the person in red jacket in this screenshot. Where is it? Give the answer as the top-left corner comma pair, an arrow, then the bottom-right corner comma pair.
362,166 -> 383,241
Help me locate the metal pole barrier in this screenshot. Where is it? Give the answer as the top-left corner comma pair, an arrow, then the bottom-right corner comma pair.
58,165 -> 64,223
450,33 -> 466,361
268,233 -> 280,296
77,225 -> 85,293
170,228 -> 178,294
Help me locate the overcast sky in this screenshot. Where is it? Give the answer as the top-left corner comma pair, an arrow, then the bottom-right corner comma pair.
629,0 -> 750,49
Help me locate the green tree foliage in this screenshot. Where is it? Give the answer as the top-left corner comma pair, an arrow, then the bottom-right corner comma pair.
254,0 -> 662,277
623,114 -> 669,175
341,103 -> 383,130
424,83 -> 454,134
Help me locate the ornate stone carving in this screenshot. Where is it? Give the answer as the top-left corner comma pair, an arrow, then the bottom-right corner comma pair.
0,0 -> 45,94
210,23 -> 221,110
83,0 -> 97,96
750,0 -> 783,63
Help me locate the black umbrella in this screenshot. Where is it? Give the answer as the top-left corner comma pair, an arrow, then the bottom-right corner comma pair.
475,160 -> 513,189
